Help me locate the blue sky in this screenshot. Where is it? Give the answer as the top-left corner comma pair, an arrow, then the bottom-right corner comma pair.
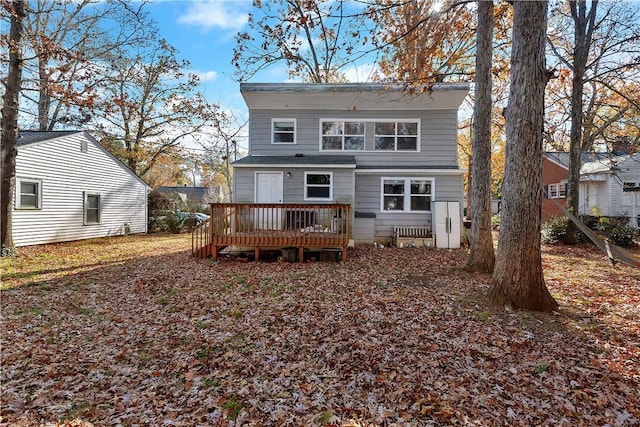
147,1 -> 256,116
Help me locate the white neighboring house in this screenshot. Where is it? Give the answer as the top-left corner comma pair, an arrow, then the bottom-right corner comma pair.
579,153 -> 640,226
13,130 -> 150,247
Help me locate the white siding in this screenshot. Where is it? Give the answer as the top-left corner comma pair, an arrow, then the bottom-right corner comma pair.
13,132 -> 148,247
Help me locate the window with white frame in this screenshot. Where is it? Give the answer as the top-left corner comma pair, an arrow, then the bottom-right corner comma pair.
548,183 -> 566,199
375,121 -> 419,151
623,182 -> 637,206
84,193 -> 101,224
272,119 -> 296,144
321,120 -> 365,151
16,177 -> 42,209
305,172 -> 332,200
381,177 -> 433,212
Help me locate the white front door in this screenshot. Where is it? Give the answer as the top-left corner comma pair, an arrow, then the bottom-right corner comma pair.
255,172 -> 283,229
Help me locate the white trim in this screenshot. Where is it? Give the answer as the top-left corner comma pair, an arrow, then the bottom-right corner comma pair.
319,118 -> 421,153
380,177 -> 435,213
304,171 -> 333,201
84,192 -> 102,225
15,177 -> 42,210
271,118 -> 297,144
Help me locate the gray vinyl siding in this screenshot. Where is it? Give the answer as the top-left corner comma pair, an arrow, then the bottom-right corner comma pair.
249,109 -> 460,168
354,172 -> 463,242
611,156 -> 640,217
233,166 -> 354,204
13,133 -> 148,247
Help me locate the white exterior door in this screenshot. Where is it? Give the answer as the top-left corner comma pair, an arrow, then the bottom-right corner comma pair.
435,201 -> 461,249
255,172 -> 283,229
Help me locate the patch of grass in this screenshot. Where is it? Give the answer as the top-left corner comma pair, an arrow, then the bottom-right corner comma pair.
223,395 -> 244,421
203,377 -> 220,388
535,363 -> 549,375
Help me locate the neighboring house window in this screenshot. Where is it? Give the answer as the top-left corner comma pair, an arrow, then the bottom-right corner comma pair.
375,121 -> 418,151
272,119 -> 296,144
304,172 -> 333,200
16,177 -> 42,209
623,182 -> 636,206
321,121 -> 365,151
381,177 -> 433,212
84,193 -> 101,224
548,183 -> 566,199
80,139 -> 88,152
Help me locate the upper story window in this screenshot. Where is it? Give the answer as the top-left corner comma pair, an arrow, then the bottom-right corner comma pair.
375,121 -> 418,151
304,172 -> 333,200
381,177 -> 433,212
547,183 -> 566,199
16,177 -> 42,209
84,192 -> 101,225
272,119 -> 296,144
321,121 -> 365,151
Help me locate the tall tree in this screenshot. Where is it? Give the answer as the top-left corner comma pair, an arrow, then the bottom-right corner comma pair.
20,0 -> 152,130
1,0 -> 26,256
233,0 -> 365,83
93,40 -> 222,179
371,0 -> 476,83
489,0 -> 557,312
466,0 -> 495,273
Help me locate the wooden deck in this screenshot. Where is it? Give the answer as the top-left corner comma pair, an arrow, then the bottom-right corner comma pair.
192,203 -> 350,262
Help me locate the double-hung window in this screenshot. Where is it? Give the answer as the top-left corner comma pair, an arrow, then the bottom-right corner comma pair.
272,119 -> 296,144
321,121 -> 365,151
548,183 -> 566,199
84,192 -> 101,224
16,177 -> 42,209
381,177 -> 433,212
305,172 -> 332,200
375,121 -> 418,151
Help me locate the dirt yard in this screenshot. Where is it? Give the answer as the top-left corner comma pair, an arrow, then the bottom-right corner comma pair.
1,234 -> 638,426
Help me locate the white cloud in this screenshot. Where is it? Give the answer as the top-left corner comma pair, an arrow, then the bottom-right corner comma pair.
193,70 -> 219,82
178,1 -> 248,31
342,63 -> 379,83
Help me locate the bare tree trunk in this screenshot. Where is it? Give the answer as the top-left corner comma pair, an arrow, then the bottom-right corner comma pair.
489,0 -> 557,312
466,0 -> 495,273
565,1 -> 598,244
1,0 -> 26,255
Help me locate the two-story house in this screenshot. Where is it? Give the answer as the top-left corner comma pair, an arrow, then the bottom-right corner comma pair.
229,82 -> 469,251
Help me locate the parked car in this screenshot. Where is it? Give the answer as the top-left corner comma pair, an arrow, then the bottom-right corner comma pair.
179,212 -> 210,229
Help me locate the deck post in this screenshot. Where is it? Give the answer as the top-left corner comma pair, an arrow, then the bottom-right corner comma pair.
342,247 -> 347,262
212,245 -> 218,261
255,247 -> 260,262
298,246 -> 304,263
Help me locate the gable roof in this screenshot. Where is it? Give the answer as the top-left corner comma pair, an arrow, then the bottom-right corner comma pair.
581,154 -> 640,175
16,130 -> 150,189
17,130 -> 81,147
158,186 -> 213,201
543,151 -> 616,170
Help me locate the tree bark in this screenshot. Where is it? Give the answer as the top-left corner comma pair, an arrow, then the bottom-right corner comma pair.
564,1 -> 598,244
466,0 -> 495,273
1,0 -> 26,255
489,0 -> 558,312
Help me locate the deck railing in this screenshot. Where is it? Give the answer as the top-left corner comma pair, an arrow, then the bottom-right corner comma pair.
192,203 -> 350,261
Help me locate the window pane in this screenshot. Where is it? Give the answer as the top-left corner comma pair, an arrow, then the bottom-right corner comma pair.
411,196 -> 430,211
21,182 -> 37,195
344,136 -> 364,150
384,196 -> 404,211
375,122 -> 395,135
411,180 -> 431,195
383,180 -> 404,194
21,194 -> 37,207
274,132 -> 294,143
322,121 -> 342,135
397,137 -> 417,151
86,209 -> 99,223
307,187 -> 330,198
398,122 -> 417,135
307,174 -> 330,185
375,136 -> 395,150
273,121 -> 294,132
322,136 -> 342,150
345,122 -> 364,135
87,195 -> 99,209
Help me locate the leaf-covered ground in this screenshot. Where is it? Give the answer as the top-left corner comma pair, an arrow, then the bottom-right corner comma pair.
1,234 -> 638,426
